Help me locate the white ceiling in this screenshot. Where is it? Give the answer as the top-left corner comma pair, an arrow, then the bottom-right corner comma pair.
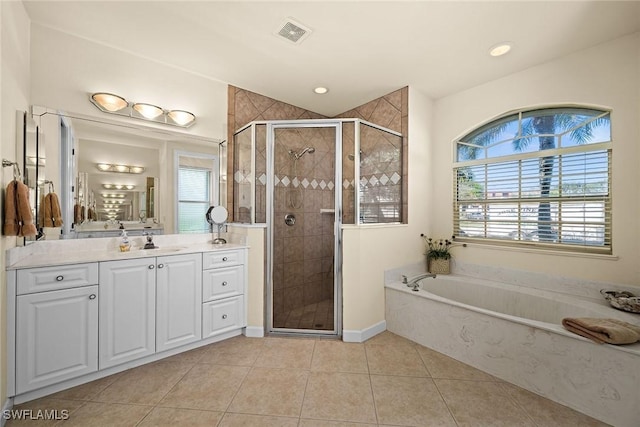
23,1 -> 640,116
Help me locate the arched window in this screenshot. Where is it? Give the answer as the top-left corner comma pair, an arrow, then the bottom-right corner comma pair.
453,106 -> 611,254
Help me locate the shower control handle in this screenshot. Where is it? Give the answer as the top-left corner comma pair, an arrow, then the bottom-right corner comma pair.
284,214 -> 296,226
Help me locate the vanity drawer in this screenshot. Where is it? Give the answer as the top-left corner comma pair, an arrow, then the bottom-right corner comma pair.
202,250 -> 244,269
17,263 -> 99,295
202,265 -> 244,302
202,296 -> 245,338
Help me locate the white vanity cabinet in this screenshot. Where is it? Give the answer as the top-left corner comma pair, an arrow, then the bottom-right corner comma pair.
13,263 -> 99,394
156,253 -> 202,352
202,250 -> 246,338
100,253 -> 204,367
7,244 -> 249,402
99,257 -> 156,369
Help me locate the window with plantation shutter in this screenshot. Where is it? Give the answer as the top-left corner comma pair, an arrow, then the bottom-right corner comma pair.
453,107 -> 611,254
178,166 -> 211,233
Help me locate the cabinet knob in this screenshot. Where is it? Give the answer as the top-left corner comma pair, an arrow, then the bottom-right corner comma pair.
56,275 -> 64,281
89,294 -> 96,300
148,265 -> 155,269
221,281 -> 228,286
222,256 -> 228,262
158,264 -> 164,269
222,314 -> 228,320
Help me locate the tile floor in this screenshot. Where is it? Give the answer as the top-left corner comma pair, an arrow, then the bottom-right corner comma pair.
6,332 -> 609,426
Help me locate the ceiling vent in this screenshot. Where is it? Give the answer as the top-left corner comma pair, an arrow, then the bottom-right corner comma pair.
275,18 -> 312,44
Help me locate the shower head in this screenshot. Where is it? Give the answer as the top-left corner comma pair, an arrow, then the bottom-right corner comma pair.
289,146 -> 316,160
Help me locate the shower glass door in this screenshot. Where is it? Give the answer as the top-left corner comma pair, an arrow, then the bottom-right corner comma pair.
267,122 -> 341,335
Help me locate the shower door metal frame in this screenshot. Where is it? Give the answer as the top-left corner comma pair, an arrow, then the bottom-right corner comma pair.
266,120 -> 343,336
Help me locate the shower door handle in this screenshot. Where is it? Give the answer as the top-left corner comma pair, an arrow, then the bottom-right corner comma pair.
284,214 -> 296,226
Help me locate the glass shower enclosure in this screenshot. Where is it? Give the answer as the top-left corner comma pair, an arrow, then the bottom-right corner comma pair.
233,119 -> 403,336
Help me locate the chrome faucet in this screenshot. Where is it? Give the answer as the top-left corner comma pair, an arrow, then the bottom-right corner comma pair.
143,232 -> 157,249
402,272 -> 437,291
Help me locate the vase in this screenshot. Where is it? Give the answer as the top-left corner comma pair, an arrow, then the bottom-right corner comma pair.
428,258 -> 450,274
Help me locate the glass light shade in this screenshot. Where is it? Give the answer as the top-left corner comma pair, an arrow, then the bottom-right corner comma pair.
97,163 -> 111,171
125,185 -> 135,190
129,166 -> 145,174
167,110 -> 196,126
133,103 -> 164,119
102,184 -> 114,189
92,93 -> 128,112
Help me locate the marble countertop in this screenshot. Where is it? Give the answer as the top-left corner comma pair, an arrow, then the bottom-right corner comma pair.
6,233 -> 248,270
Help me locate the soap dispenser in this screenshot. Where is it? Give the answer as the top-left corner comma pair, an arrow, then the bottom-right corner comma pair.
119,229 -> 131,252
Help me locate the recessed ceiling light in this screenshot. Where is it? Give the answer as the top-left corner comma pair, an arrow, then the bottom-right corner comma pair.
489,42 -> 512,57
314,87 -> 328,94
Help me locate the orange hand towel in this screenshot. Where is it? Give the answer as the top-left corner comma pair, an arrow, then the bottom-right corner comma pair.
74,203 -> 82,224
562,317 -> 640,345
4,180 -> 37,237
43,193 -> 63,227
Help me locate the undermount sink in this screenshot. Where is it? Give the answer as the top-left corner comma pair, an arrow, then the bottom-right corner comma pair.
137,246 -> 186,253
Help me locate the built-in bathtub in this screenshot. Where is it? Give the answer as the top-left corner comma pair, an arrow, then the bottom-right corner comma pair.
385,274 -> 640,427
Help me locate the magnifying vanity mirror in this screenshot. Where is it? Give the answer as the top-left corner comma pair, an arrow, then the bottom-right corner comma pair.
206,205 -> 228,245
22,107 -> 226,241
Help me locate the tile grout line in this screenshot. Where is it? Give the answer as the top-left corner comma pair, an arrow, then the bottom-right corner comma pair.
494,381 -> 540,427
296,339 -> 316,423
431,377 -> 461,427
362,340 -> 380,425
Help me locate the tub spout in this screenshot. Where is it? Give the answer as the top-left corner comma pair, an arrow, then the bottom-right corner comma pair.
402,273 -> 437,291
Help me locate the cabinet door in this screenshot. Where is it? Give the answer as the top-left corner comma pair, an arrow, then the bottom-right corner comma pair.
156,253 -> 202,352
202,296 -> 245,339
99,258 -> 156,369
16,285 -> 98,393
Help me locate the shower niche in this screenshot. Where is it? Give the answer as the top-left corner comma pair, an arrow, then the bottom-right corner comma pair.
232,119 -> 403,336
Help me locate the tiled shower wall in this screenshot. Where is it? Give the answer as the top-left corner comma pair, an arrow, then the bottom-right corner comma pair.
336,88 -> 408,223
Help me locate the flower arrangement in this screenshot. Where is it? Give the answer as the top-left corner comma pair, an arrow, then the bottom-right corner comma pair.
420,234 -> 465,260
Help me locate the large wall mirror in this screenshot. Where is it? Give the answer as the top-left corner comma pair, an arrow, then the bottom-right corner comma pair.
23,107 -> 225,241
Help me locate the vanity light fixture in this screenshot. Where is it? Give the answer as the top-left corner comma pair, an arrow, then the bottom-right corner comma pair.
132,103 -> 163,119
90,92 -> 196,128
167,110 -> 196,126
96,163 -> 145,174
101,193 -> 126,198
91,93 -> 128,112
27,156 -> 46,166
103,199 -> 125,204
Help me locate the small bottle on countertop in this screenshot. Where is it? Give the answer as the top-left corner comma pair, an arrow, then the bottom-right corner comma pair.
119,229 -> 131,252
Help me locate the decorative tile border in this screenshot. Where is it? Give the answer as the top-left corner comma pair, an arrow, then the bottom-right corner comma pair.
234,172 -> 401,190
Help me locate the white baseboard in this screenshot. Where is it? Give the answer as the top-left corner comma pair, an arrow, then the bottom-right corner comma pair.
342,320 -> 386,343
1,397 -> 14,427
244,326 -> 264,338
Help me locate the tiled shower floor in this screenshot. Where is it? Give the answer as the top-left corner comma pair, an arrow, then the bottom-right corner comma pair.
273,299 -> 334,331
6,332 -> 608,426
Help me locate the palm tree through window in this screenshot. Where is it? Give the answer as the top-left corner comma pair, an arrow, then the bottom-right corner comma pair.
453,107 -> 611,253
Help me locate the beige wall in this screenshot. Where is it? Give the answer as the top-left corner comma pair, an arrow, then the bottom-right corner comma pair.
1,0 -> 31,408
342,87 -> 433,332
432,33 -> 640,285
